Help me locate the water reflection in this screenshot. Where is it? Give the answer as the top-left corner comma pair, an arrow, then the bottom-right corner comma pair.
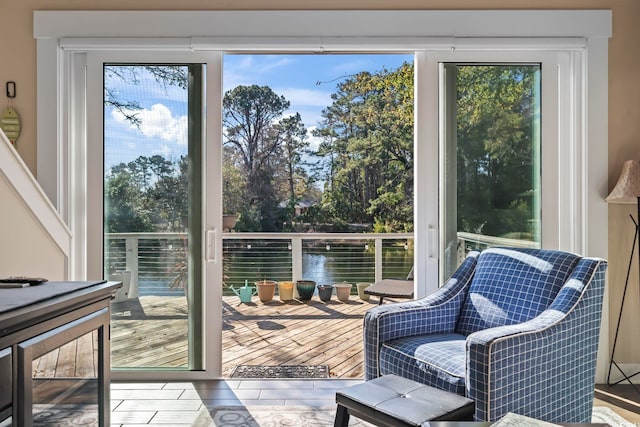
224,242 -> 413,292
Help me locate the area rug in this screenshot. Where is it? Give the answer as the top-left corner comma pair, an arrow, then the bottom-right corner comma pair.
592,406 -> 636,427
198,405 -> 369,426
230,364 -> 330,378
197,406 -> 635,427
29,405 -> 635,426
32,404 -> 98,426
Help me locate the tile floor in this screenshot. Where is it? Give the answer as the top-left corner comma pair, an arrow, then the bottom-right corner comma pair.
110,380 -> 640,426
110,379 -> 361,426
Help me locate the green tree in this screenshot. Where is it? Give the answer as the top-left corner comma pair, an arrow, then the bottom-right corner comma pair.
223,85 -> 297,231
274,113 -> 310,221
223,146 -> 248,216
104,167 -> 153,233
456,65 -> 539,239
106,155 -> 190,233
314,63 -> 414,231
126,155 -> 173,193
149,156 -> 189,231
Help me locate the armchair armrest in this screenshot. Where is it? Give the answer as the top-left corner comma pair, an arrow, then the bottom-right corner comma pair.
465,258 -> 607,422
363,252 -> 479,379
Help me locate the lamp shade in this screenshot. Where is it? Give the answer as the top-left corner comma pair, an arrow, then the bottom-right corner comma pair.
606,160 -> 640,204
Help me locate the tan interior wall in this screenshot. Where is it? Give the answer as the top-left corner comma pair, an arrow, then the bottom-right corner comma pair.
0,0 -> 638,362
0,175 -> 67,280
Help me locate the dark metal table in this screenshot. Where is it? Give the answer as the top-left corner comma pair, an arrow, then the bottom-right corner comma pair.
0,280 -> 121,427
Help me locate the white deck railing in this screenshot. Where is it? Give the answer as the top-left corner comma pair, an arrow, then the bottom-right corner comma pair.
104,231 -> 536,296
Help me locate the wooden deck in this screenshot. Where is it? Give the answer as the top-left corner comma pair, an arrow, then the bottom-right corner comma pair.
222,295 -> 376,378
33,294 -> 378,379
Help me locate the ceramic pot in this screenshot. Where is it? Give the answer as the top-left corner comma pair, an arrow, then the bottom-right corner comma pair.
334,282 -> 353,301
222,214 -> 237,230
255,280 -> 277,303
278,281 -> 295,301
296,280 -> 316,301
356,282 -> 371,301
317,284 -> 334,302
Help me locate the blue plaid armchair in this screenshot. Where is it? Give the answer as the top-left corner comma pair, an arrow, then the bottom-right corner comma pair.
363,247 -> 607,423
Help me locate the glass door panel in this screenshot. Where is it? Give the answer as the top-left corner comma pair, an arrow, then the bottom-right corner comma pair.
441,64 -> 542,280
31,331 -> 99,425
103,64 -> 203,370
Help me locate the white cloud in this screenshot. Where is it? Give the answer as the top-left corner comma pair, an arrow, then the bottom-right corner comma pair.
277,87 -> 332,108
112,104 -> 188,145
306,126 -> 324,152
157,144 -> 173,158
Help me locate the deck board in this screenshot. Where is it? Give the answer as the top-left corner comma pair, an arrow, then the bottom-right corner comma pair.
74,330 -> 96,377
33,294 -> 378,379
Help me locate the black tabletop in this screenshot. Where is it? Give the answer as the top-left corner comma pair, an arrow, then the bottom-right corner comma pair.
0,281 -> 107,314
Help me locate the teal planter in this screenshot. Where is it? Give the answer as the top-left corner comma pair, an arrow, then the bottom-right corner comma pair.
296,280 -> 316,301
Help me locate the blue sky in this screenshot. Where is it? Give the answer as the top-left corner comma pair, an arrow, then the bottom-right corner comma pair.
104,54 -> 413,170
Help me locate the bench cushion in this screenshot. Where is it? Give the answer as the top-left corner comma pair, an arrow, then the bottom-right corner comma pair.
336,374 -> 474,426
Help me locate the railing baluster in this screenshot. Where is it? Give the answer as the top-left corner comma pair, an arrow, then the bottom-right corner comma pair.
291,237 -> 302,282
125,237 -> 139,298
374,238 -> 382,282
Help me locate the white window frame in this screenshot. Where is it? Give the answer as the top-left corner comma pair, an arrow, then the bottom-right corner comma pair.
34,10 -> 611,381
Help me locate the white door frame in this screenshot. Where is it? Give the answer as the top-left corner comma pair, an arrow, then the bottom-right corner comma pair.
84,51 -> 223,380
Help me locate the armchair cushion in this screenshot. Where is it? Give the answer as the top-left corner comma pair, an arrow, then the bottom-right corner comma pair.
455,248 -> 581,336
380,333 -> 467,395
364,252 -> 479,380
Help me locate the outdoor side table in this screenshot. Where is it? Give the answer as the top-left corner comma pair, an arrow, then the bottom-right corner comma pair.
334,374 -> 474,427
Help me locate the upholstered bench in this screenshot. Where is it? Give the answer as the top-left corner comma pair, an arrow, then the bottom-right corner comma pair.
334,374 -> 474,427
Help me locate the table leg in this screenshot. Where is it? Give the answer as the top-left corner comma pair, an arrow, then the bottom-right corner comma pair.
334,404 -> 350,427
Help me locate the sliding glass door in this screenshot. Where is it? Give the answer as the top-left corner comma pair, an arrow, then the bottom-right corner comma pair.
415,51 -> 563,290
102,64 -> 204,370
85,51 -> 223,377
440,63 -> 542,279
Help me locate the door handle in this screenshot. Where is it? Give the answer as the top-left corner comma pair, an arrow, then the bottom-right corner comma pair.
428,226 -> 438,260
206,229 -> 216,262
